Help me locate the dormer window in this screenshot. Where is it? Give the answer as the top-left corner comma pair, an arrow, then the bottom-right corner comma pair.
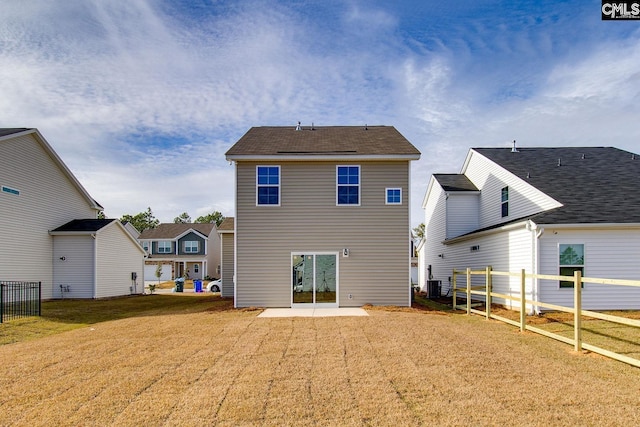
501,186 -> 509,217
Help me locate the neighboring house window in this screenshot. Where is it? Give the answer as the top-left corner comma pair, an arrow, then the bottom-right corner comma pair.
559,244 -> 585,288
257,166 -> 280,206
194,264 -> 199,273
386,188 -> 402,205
142,241 -> 149,252
184,241 -> 199,253
337,165 -> 360,205
501,186 -> 509,217
1,185 -> 20,195
158,241 -> 172,253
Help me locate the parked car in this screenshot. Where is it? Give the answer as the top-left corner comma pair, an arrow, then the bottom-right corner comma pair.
206,279 -> 222,292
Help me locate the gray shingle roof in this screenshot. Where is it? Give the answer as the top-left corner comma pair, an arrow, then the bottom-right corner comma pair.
51,219 -> 115,232
226,126 -> 420,159
0,128 -> 30,138
138,223 -> 215,239
434,174 -> 479,192
474,146 -> 640,224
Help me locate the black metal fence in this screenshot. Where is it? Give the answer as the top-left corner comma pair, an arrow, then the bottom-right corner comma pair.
0,281 -> 41,323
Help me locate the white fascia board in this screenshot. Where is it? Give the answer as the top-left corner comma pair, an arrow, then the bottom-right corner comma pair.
421,176 -> 438,209
226,154 -> 421,162
443,219 -> 529,244
16,128 -> 103,211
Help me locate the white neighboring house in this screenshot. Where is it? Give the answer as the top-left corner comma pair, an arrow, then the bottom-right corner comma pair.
50,219 -> 146,298
0,128 -> 145,299
419,145 -> 640,312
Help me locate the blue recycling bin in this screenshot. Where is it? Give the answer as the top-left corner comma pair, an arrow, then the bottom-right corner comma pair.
194,280 -> 202,293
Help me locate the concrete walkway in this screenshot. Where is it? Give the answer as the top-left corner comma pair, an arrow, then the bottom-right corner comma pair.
257,307 -> 369,318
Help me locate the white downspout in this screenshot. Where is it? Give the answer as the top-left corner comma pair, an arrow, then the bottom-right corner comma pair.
527,221 -> 544,315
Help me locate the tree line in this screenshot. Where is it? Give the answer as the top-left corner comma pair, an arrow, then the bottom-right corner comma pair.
99,207 -> 225,233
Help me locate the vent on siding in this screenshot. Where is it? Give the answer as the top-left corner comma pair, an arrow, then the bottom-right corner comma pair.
470,245 -> 480,252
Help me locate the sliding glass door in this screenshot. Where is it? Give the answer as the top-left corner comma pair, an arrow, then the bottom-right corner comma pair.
292,253 -> 337,307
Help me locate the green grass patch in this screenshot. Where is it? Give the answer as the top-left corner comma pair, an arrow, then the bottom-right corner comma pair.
0,294 -> 231,346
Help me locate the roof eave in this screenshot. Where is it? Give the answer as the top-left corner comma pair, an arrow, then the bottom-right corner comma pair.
226,154 -> 421,162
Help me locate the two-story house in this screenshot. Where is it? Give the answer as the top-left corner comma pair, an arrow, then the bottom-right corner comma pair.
225,125 -> 421,308
1,128 -> 145,299
419,145 -> 640,312
139,223 -> 221,281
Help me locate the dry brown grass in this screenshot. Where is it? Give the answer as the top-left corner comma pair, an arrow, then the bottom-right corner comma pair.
1,299 -> 640,426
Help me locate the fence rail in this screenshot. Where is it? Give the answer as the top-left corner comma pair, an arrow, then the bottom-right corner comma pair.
451,267 -> 640,368
0,281 -> 41,323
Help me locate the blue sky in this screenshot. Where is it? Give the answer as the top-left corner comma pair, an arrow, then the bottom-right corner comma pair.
1,1 -> 639,226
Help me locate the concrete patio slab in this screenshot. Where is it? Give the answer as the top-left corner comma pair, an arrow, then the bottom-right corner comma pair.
257,307 -> 369,318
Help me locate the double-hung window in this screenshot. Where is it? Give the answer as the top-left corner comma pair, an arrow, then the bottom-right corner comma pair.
184,241 -> 199,253
559,244 -> 585,288
158,241 -> 172,254
501,186 -> 509,217
337,166 -> 360,205
257,166 -> 280,206
386,188 -> 402,205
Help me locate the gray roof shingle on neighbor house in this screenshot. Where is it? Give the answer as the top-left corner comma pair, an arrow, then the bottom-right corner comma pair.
225,126 -> 421,159
434,174 -> 479,192
138,223 -> 216,239
475,146 -> 640,225
51,219 -> 116,232
0,128 -> 31,138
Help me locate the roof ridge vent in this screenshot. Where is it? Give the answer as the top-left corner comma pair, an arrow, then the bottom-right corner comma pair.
511,140 -> 518,152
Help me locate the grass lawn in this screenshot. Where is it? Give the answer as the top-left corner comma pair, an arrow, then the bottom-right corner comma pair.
1,296 -> 640,426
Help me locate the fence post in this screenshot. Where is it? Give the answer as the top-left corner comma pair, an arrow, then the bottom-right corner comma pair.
574,270 -> 582,352
520,269 -> 526,332
466,267 -> 471,315
485,266 -> 492,319
452,271 -> 457,310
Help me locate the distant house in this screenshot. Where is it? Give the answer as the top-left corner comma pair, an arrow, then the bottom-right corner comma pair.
0,128 -> 144,299
50,219 -> 146,298
217,217 -> 235,298
226,125 -> 421,308
419,145 -> 640,311
138,223 -> 221,281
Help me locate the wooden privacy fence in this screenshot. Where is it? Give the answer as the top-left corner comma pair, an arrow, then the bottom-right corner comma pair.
452,267 -> 640,368
0,281 -> 41,323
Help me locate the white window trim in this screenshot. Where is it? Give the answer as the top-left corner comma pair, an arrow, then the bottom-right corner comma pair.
157,241 -> 172,254
184,241 -> 199,253
385,187 -> 402,205
558,243 -> 585,289
256,165 -> 281,207
336,165 -> 361,206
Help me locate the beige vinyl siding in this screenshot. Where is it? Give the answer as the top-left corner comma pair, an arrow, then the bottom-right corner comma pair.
538,228 -> 640,310
220,232 -> 234,298
235,160 -> 411,307
95,223 -> 145,298
0,134 -> 96,298
464,151 -> 561,229
52,236 -> 95,299
206,230 -> 221,280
